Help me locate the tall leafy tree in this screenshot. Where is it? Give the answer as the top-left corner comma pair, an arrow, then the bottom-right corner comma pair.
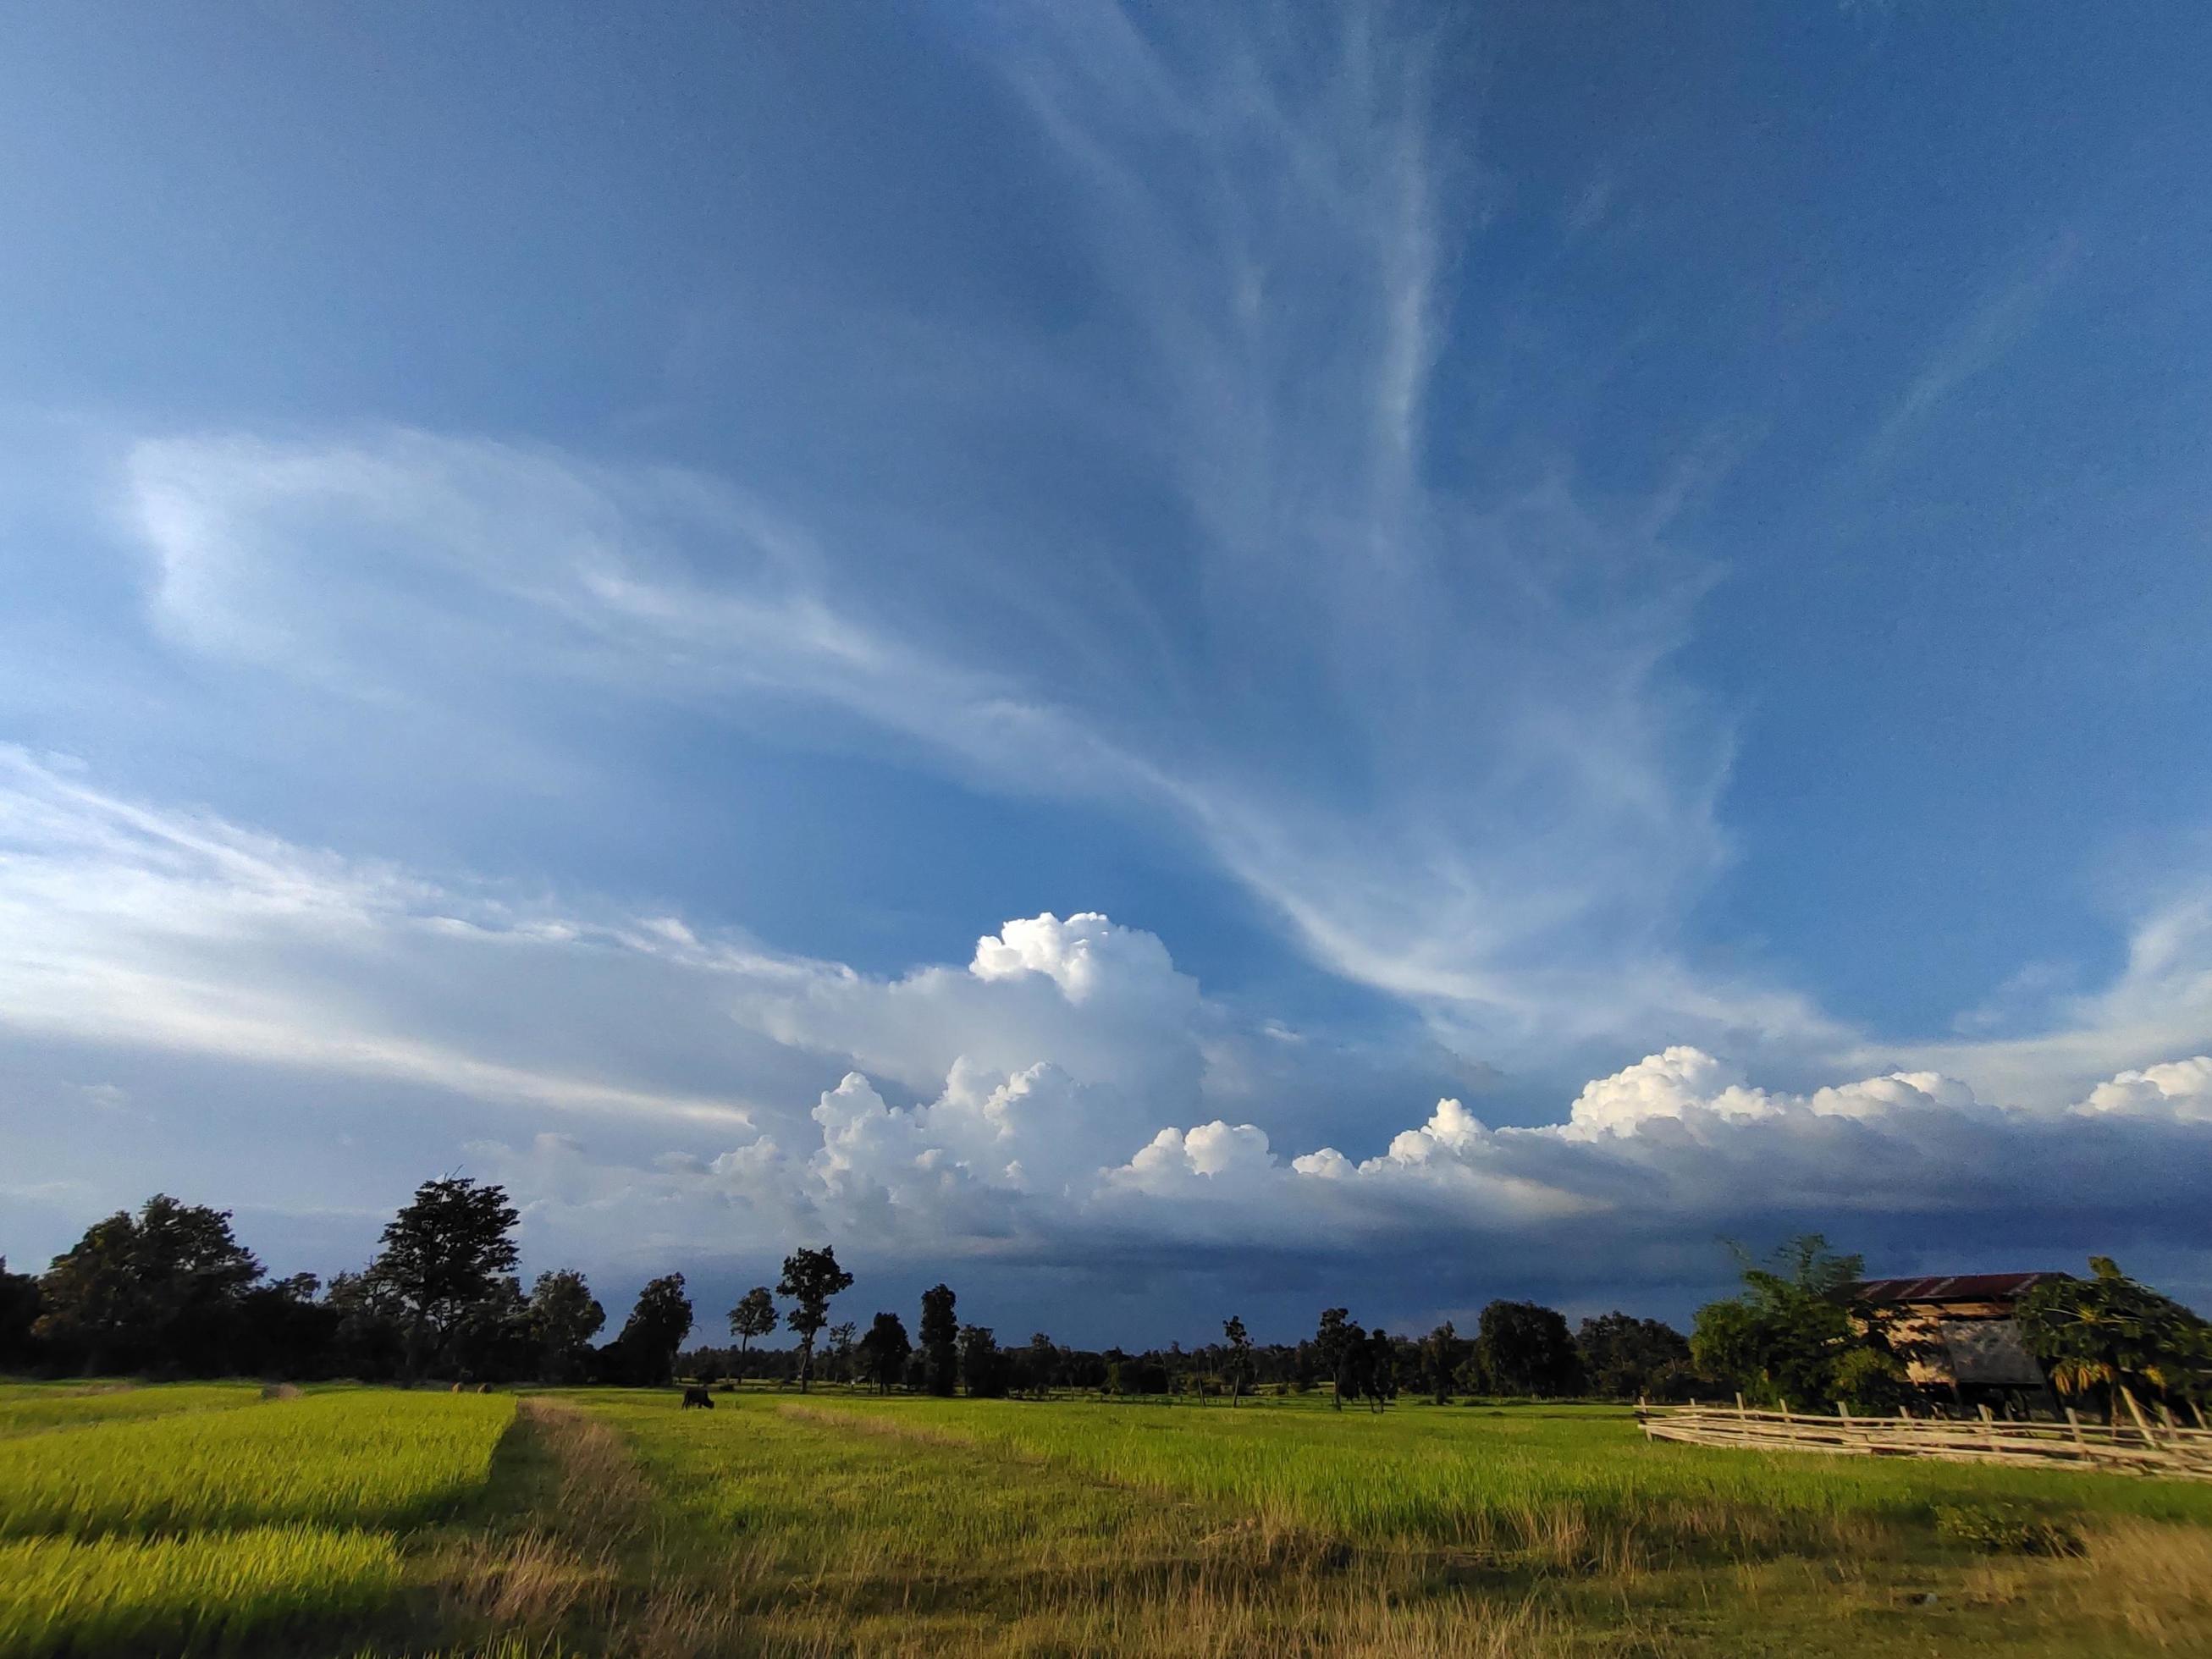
728,1286 -> 777,1369
2018,1257 -> 2212,1418
448,1277 -> 533,1382
1689,1235 -> 1905,1409
858,1311 -> 912,1393
367,1177 -> 520,1375
135,1193 -> 262,1303
528,1270 -> 605,1382
0,1259 -> 40,1369
1222,1315 -> 1255,1406
35,1215 -> 143,1372
826,1320 -> 858,1386
959,1324 -> 1007,1397
1419,1321 -> 1465,1404
1359,1326 -> 1398,1411
37,1194 -> 262,1372
919,1283 -> 960,1397
234,1272 -> 340,1380
1575,1312 -> 1691,1400
1685,1299 -> 1764,1392
1023,1331 -> 1060,1397
617,1273 -> 693,1386
1476,1301 -> 1583,1397
1313,1308 -> 1364,1411
323,1269 -> 407,1378
778,1247 -> 854,1392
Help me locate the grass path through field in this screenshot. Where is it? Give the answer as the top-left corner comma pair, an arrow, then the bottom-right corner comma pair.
520,1390 -> 1567,1656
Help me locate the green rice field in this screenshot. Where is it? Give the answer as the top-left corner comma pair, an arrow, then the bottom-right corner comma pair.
784,1391 -> 2212,1545
0,1388 -> 513,1540
0,1385 -> 509,1656
0,1381 -> 266,1438
2,1380 -> 2208,1656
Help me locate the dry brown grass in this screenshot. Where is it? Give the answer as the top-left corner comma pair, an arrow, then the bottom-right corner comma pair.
433,1402 -> 640,1642
1032,1574 -> 1565,1659
531,1401 -> 658,1551
432,1400 -> 789,1658
1943,1514 -> 2212,1654
721,1551 -> 1575,1659
442,1527 -> 610,1631
2073,1518 -> 2212,1650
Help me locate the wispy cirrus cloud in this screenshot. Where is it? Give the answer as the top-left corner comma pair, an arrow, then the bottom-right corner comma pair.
115,426 -> 1756,1080
1867,231 -> 2080,466
81,3 -> 1789,1072
1876,880 -> 2212,1107
0,746 -> 791,1126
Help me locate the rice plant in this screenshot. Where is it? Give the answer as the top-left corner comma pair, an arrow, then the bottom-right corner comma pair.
0,1526 -> 402,1659
0,1382 -> 265,1439
0,1389 -> 515,1540
778,1392 -> 2212,1551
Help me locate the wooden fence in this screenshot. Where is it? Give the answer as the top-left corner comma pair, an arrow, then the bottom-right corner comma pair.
1635,1396 -> 2212,1481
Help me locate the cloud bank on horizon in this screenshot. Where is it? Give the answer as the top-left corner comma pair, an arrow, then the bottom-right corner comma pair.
4,2 -> 2212,1326
5,747 -> 2210,1322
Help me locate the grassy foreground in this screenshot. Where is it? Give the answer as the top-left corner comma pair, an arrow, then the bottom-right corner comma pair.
0,1384 -> 510,1656
3,1381 -> 2209,1655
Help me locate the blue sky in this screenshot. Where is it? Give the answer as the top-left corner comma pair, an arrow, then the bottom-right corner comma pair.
3,2 -> 2210,1342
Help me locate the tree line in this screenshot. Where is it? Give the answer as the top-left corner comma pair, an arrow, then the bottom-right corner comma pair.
676,1244 -> 2208,1420
3,1181 -> 672,1385
3,1185 -> 2204,1419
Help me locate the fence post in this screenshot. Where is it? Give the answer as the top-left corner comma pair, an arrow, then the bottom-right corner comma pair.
1978,1403 -> 2001,1456
2120,1386 -> 2159,1447
2066,1406 -> 2086,1454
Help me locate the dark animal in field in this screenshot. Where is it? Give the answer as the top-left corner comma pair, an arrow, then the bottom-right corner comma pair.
681,1385 -> 714,1408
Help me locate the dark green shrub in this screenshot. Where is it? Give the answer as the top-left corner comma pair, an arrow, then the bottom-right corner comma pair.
1933,1503 -> 2082,1557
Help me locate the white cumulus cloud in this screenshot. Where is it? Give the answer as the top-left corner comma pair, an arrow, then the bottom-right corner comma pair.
7,752 -> 2211,1307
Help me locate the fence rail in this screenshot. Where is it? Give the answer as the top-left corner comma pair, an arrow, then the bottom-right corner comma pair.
1635,1397 -> 2212,1480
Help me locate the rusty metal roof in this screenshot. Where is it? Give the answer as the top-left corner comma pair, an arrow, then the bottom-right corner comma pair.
1845,1272 -> 2071,1305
